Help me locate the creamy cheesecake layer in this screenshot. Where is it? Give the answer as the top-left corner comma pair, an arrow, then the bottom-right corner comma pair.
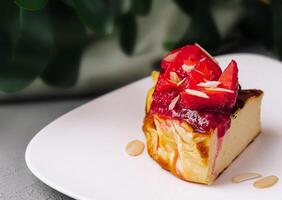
211,91 -> 263,181
143,90 -> 263,184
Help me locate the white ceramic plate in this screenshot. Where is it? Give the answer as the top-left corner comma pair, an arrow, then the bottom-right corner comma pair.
26,54 -> 282,200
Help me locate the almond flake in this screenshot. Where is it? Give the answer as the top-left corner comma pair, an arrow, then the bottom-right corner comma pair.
197,81 -> 221,88
169,72 -> 180,83
185,89 -> 209,98
206,87 -> 234,93
195,43 -> 218,64
199,57 -> 206,62
177,78 -> 186,86
194,69 -> 204,75
126,140 -> 145,156
232,173 -> 262,183
253,176 -> 279,189
182,64 -> 195,72
164,51 -> 179,62
168,95 -> 180,110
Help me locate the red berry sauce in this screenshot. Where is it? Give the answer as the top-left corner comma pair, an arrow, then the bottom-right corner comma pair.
150,44 -> 239,137
151,93 -> 231,138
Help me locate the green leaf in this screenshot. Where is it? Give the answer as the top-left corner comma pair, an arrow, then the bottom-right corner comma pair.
242,0 -> 272,48
73,0 -> 114,35
0,7 -> 52,92
0,0 -> 18,66
118,13 -> 137,55
173,0 -> 197,15
272,0 -> 282,59
131,0 -> 152,16
108,0 -> 131,16
61,0 -> 75,8
165,8 -> 221,53
15,0 -> 48,11
40,0 -> 87,87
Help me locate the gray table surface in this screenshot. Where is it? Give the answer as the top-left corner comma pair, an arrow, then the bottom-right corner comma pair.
0,99 -> 90,200
0,45 -> 275,200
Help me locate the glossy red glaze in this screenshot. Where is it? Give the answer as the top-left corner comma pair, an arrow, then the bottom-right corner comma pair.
150,44 -> 239,136
180,60 -> 239,110
161,47 -> 181,70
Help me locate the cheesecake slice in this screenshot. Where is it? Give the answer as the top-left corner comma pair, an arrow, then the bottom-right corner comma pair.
142,44 -> 263,184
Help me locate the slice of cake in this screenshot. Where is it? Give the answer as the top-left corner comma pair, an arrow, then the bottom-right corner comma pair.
143,44 -> 263,184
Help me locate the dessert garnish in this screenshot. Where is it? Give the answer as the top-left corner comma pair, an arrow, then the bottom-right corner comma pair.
126,140 -> 145,156
232,173 -> 262,183
253,176 -> 279,189
151,44 -> 238,136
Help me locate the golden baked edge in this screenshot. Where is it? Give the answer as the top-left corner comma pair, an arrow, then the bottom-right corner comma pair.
142,72 -> 263,184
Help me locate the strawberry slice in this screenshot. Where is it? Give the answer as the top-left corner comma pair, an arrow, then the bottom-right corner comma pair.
154,73 -> 178,92
158,45 -> 222,90
171,45 -> 222,80
194,58 -> 221,81
150,44 -> 240,134
152,45 -> 238,115
151,73 -> 180,114
218,60 -> 238,91
180,60 -> 239,111
161,47 -> 181,70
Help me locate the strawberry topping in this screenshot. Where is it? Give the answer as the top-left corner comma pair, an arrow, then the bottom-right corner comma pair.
180,60 -> 239,110
150,44 -> 239,135
161,47 -> 181,70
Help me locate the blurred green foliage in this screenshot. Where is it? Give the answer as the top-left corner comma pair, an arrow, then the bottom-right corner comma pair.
0,0 -> 279,92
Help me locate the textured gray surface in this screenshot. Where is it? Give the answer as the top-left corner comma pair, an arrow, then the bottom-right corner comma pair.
0,99 -> 90,200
